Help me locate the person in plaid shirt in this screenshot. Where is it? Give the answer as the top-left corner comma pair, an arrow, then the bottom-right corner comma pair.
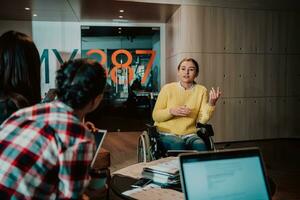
0,58 -> 106,199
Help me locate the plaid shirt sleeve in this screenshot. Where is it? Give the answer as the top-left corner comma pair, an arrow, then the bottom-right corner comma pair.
57,139 -> 94,199
0,101 -> 96,199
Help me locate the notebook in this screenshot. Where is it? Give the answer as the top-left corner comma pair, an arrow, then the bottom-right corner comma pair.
179,147 -> 271,200
90,129 -> 107,168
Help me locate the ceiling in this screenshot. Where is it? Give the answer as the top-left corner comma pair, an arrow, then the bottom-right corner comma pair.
0,0 -> 180,23
0,0 -> 299,23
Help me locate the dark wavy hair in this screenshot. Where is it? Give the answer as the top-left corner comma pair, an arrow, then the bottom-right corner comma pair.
56,59 -> 106,109
177,57 -> 200,76
0,30 -> 41,106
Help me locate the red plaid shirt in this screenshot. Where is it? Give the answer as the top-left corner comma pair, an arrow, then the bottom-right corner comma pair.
0,101 -> 95,199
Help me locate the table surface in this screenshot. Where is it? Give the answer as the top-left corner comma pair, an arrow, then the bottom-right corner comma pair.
110,157 -> 184,200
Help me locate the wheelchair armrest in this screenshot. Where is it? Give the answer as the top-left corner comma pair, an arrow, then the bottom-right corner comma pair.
196,123 -> 215,151
196,123 -> 214,137
145,123 -> 155,128
145,124 -> 160,138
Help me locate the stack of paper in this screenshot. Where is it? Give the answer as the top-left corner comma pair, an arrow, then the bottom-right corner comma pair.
141,157 -> 180,185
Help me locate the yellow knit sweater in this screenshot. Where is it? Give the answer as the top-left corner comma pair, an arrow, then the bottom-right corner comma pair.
152,82 -> 215,135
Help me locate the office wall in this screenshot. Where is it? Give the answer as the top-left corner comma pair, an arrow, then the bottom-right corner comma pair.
32,21 -> 82,95
166,6 -> 300,142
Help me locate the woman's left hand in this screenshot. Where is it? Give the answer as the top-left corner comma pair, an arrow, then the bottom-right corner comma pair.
209,87 -> 221,106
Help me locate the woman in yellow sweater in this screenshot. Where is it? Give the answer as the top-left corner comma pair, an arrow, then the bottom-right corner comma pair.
152,57 -> 221,151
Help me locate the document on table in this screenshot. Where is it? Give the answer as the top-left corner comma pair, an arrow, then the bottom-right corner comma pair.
144,157 -> 179,175
122,183 -> 183,200
113,162 -> 147,179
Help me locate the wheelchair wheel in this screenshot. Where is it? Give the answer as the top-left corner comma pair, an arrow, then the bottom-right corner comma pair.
137,131 -> 149,163
137,136 -> 145,163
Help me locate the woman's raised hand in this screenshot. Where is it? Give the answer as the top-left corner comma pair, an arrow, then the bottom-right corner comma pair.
209,87 -> 221,106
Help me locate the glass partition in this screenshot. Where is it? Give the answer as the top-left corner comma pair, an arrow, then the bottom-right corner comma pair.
81,26 -> 160,131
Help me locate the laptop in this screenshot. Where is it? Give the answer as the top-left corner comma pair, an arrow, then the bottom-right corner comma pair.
90,129 -> 107,168
179,147 -> 271,200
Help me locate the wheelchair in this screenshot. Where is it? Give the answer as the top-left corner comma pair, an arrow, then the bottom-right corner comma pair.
137,123 -> 216,163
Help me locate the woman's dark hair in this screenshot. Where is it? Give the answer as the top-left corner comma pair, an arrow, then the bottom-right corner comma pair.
56,59 -> 106,109
177,57 -> 200,75
0,30 -> 41,106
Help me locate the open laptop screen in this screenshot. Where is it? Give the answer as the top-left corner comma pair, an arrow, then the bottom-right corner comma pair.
179,148 -> 270,200
90,129 -> 107,168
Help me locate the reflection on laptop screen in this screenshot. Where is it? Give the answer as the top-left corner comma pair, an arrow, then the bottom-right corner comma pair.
90,129 -> 107,168
180,149 -> 270,200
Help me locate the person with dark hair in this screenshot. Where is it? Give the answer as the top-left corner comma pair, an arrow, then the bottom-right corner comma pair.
152,57 -> 221,151
0,58 -> 106,199
0,30 -> 41,124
